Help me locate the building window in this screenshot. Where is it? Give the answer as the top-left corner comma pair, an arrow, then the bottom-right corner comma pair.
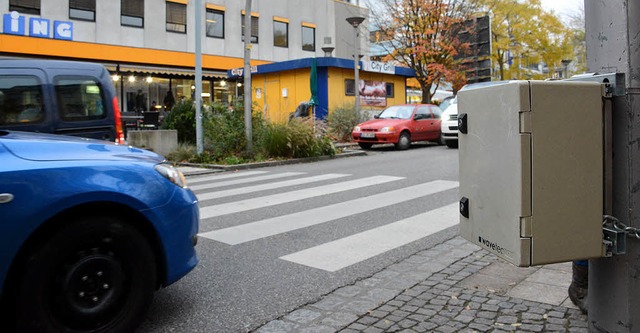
9,0 -> 40,15
345,79 -> 355,96
241,14 -> 259,43
121,0 -> 144,28
273,20 -> 288,48
386,83 -> 394,98
69,0 -> 95,21
206,9 -> 224,38
166,1 -> 186,33
302,25 -> 315,51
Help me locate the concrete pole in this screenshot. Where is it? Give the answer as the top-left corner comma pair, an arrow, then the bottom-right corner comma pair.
243,0 -> 253,153
194,0 -> 203,154
586,0 -> 640,331
354,27 -> 360,113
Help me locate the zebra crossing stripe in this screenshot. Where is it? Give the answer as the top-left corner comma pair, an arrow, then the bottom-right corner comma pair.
199,175 -> 404,219
196,173 -> 351,201
190,172 -> 306,191
198,180 -> 459,244
187,171 -> 269,185
280,203 -> 459,272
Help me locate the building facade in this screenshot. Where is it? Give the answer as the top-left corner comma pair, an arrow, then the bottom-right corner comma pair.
0,0 -> 368,113
235,57 -> 414,122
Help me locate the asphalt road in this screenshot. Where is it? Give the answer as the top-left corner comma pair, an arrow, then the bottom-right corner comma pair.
138,142 -> 460,333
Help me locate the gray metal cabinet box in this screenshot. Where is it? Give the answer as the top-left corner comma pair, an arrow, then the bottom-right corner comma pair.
458,81 -> 604,267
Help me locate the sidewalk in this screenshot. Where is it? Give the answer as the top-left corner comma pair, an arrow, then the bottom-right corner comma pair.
256,237 -> 588,333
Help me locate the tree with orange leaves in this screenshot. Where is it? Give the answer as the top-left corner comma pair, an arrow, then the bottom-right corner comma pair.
370,0 -> 473,103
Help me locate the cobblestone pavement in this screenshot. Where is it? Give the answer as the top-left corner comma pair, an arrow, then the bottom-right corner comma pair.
255,237 -> 588,333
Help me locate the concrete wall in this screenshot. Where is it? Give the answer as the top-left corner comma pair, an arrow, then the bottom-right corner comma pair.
127,130 -> 178,157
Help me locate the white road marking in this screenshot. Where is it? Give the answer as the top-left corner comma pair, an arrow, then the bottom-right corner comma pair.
199,175 -> 404,219
190,172 -> 305,191
199,180 -> 459,244
196,174 -> 351,201
187,171 -> 269,185
280,203 -> 459,272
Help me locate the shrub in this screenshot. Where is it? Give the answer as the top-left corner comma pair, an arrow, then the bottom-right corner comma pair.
161,99 -> 196,144
203,102 -> 266,159
165,143 -> 197,163
327,103 -> 364,142
258,118 -> 335,159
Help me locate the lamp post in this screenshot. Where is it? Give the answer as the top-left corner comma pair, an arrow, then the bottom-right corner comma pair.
561,59 -> 572,79
346,16 -> 365,113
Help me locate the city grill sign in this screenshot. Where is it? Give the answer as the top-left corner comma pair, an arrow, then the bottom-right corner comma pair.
362,61 -> 395,74
2,11 -> 73,40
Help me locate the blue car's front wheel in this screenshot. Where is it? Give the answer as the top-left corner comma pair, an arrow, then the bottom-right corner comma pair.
12,216 -> 156,333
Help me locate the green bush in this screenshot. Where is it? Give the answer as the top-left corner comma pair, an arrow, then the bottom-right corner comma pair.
258,118 -> 335,159
327,103 -> 364,142
161,99 -> 196,144
165,143 -> 197,163
203,102 -> 266,159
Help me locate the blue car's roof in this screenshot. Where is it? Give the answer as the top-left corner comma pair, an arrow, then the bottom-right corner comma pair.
0,131 -> 163,163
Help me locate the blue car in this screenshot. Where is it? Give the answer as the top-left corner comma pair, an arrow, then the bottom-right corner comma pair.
0,130 -> 199,332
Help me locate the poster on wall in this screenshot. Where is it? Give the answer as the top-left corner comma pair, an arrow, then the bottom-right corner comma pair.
359,80 -> 387,107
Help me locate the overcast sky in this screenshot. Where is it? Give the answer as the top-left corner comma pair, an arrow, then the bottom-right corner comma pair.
540,0 -> 583,21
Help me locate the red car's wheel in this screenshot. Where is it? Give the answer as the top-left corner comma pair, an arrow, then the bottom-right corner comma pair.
395,132 -> 411,150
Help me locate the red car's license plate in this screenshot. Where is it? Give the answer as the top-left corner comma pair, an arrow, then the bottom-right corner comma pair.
360,132 -> 375,138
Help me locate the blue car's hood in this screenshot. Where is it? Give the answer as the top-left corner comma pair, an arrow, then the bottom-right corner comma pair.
0,131 -> 164,163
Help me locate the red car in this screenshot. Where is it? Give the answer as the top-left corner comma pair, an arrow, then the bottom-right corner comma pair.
352,104 -> 443,150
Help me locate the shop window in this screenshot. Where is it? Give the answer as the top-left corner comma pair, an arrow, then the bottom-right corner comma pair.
0,75 -> 45,125
55,77 -> 106,121
386,83 -> 394,98
121,0 -> 144,28
302,25 -> 315,51
166,1 -> 186,33
69,0 -> 95,21
273,20 -> 288,48
345,79 -> 355,96
206,9 -> 224,38
9,0 -> 40,15
241,14 -> 259,43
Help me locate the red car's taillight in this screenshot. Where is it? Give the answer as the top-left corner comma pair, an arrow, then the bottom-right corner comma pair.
112,96 -> 125,144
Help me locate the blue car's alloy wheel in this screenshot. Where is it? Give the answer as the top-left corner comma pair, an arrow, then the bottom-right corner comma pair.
11,216 -> 156,333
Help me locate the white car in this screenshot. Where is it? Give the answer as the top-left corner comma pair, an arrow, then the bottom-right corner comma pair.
440,81 -> 509,149
440,96 -> 459,148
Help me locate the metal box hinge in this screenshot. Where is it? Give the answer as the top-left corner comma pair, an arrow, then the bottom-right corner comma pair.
519,112 -> 531,134
520,216 -> 532,238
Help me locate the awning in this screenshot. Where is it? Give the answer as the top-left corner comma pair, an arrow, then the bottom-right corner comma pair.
103,63 -> 227,78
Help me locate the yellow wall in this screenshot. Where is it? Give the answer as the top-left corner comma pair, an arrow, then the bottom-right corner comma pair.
252,68 -> 312,123
252,67 -> 409,123
327,68 -> 407,113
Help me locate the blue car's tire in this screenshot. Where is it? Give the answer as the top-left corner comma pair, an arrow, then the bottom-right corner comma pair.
13,216 -> 156,333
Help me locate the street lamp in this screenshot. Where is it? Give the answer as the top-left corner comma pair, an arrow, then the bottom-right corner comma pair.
346,16 -> 365,113
561,59 -> 572,79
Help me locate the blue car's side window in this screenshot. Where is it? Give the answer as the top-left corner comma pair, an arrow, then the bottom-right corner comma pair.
0,75 -> 45,125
